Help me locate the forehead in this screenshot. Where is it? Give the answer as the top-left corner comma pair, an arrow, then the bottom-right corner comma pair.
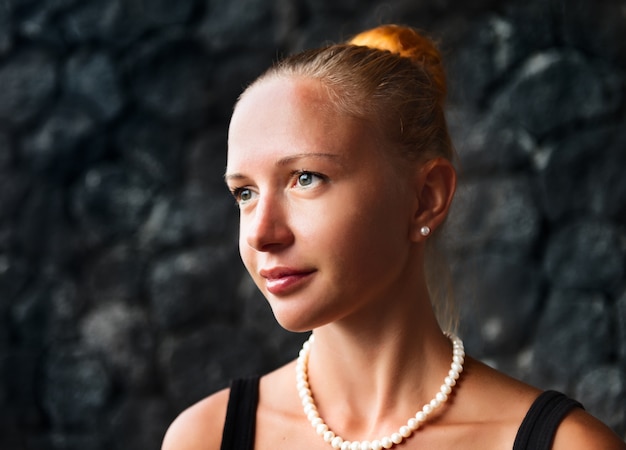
233,75 -> 334,125
227,76 -> 370,168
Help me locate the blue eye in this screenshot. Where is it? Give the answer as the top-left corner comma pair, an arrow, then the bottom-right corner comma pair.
231,187 -> 255,204
295,171 -> 325,188
298,172 -> 315,187
239,188 -> 252,201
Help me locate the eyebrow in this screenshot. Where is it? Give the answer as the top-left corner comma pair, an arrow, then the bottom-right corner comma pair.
224,152 -> 344,181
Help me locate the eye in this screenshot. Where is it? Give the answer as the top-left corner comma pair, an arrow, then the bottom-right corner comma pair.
294,171 -> 325,189
231,187 -> 256,205
239,188 -> 253,202
298,172 -> 314,186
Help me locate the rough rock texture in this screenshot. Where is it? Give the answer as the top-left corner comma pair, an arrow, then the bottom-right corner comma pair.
0,0 -> 624,447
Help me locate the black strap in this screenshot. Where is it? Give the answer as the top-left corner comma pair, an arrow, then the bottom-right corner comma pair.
513,390 -> 583,450
220,376 -> 260,450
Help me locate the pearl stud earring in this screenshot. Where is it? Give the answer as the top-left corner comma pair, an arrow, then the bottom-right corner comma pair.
420,225 -> 431,236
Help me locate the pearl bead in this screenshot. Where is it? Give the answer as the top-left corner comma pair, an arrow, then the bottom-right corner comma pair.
317,423 -> 329,435
296,333 -> 464,450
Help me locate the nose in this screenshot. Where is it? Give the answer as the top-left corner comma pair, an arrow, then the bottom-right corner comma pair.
243,194 -> 294,252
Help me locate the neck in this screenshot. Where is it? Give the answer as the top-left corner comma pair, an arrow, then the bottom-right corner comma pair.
304,293 -> 454,438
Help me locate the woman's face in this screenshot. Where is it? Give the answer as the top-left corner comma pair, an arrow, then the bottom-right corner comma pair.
226,76 -> 420,332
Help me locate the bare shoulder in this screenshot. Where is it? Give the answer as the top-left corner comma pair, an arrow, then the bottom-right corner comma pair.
161,388 -> 230,450
458,357 -> 542,419
463,358 -> 626,449
553,407 -> 626,450
448,357 -> 541,448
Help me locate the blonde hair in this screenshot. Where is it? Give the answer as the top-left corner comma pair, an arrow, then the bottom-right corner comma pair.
254,24 -> 453,164
245,24 -> 458,331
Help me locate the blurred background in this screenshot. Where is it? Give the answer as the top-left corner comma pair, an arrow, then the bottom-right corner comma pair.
0,0 -> 624,448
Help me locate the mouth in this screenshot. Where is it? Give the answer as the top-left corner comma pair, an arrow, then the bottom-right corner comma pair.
259,267 -> 316,296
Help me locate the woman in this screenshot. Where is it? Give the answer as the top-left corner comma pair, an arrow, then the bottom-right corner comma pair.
162,25 -> 625,450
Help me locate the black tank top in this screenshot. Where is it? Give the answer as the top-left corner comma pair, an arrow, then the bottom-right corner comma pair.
220,377 -> 259,450
219,376 -> 583,450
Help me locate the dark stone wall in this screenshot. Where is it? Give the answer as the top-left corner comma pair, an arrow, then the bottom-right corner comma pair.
0,0 -> 624,448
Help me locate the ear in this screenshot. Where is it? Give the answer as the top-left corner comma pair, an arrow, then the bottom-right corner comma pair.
409,157 -> 457,242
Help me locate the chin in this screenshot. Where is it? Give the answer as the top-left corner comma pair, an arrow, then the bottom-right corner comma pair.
271,310 -> 315,334
267,301 -> 327,334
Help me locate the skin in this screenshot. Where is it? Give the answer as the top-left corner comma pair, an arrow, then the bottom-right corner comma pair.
162,76 -> 626,450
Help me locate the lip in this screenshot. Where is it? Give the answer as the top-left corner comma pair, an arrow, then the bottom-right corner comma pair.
259,267 -> 316,296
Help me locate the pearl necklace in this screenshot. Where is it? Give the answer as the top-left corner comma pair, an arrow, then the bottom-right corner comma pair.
296,333 -> 465,450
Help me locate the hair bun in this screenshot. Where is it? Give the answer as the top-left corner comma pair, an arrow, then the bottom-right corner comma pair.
349,24 -> 447,101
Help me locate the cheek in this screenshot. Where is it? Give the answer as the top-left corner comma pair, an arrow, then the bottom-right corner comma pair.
352,192 -> 412,259
346,178 -> 411,230
305,188 -> 409,260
